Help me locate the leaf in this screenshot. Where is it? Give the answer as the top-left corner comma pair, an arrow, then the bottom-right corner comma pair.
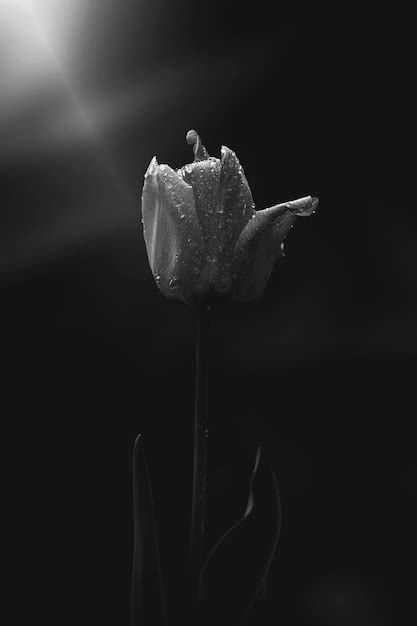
198,447 -> 281,625
131,435 -> 167,626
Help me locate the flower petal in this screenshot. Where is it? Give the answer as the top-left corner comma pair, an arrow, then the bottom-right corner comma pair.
231,196 -> 319,301
180,147 -> 255,294
213,146 -> 255,291
179,158 -> 222,251
219,146 -> 255,241
178,158 -> 223,289
141,157 -> 205,302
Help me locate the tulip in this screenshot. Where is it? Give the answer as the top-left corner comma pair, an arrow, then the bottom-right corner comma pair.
141,130 -> 318,304
136,131 -> 319,621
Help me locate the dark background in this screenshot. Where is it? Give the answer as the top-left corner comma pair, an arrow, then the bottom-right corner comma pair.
1,3 -> 415,624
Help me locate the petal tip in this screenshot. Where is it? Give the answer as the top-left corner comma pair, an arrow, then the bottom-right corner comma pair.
290,195 -> 319,216
311,196 -> 319,212
220,145 -> 234,159
144,156 -> 158,178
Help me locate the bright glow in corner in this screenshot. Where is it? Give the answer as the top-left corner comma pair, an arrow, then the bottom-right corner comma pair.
0,0 -> 90,107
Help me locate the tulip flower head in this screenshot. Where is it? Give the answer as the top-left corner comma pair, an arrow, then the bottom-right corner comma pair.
141,130 -> 318,304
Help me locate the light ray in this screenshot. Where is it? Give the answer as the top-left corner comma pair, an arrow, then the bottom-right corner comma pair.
1,0 -> 126,185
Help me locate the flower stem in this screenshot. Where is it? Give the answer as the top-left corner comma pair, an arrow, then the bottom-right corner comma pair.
189,303 -> 210,610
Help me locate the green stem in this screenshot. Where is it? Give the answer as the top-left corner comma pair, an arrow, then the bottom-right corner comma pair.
189,303 -> 210,610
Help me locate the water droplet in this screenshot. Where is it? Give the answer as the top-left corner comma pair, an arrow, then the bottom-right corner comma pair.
187,237 -> 192,244
198,424 -> 209,437
180,214 -> 185,219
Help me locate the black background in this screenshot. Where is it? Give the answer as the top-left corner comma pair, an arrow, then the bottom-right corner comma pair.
2,3 -> 416,625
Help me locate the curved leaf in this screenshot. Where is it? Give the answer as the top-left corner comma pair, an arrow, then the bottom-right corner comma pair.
198,447 -> 281,625
131,435 -> 167,626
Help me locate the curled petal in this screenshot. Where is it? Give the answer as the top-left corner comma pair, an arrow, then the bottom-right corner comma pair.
141,157 -> 205,302
231,196 -> 319,301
